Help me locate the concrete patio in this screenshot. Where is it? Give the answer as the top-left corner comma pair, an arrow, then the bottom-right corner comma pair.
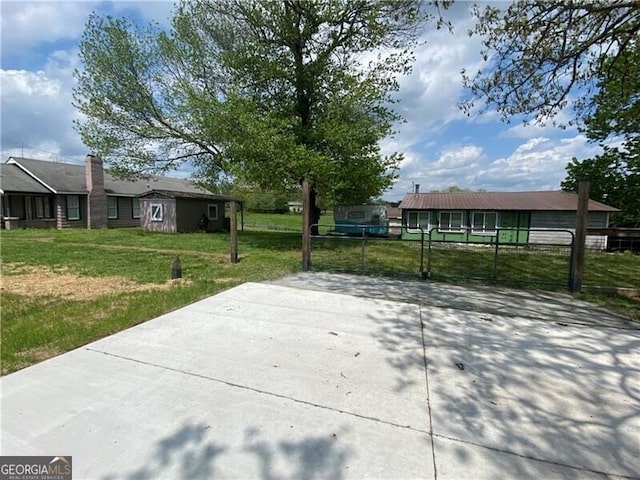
2,272 -> 639,479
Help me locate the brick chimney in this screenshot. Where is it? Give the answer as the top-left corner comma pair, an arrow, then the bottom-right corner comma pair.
85,154 -> 108,229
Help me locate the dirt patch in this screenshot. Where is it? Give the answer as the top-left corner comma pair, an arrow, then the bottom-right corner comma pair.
1,263 -> 191,301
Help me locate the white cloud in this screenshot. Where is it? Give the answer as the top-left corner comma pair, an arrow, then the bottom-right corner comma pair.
469,135 -> 603,191
390,4 -> 489,155
386,143 -> 486,198
0,1 -> 174,163
384,134 -> 603,200
0,2 -> 97,56
0,54 -> 85,161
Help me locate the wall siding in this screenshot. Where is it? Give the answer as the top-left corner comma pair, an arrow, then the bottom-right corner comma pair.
175,199 -> 227,232
529,211 -> 609,249
400,209 -> 609,249
107,196 -> 141,228
140,198 -> 177,233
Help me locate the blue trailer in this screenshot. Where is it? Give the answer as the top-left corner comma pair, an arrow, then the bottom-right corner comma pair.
333,205 -> 389,236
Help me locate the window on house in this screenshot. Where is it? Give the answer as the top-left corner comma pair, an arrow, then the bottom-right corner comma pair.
108,197 -> 119,219
33,197 -> 53,219
131,199 -> 140,219
66,195 -> 80,220
438,211 -> 463,232
472,212 -> 498,235
406,211 -> 430,232
150,203 -> 163,222
207,204 -> 218,221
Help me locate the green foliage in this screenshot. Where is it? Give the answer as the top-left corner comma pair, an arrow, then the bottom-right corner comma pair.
463,1 -> 639,222
562,153 -> 639,224
462,1 -> 640,126
74,0 -> 448,203
429,185 -> 487,193
243,191 -> 291,214
561,42 -> 640,224
585,41 -> 640,155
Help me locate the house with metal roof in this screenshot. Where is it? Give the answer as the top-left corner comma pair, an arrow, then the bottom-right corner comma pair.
398,189 -> 620,249
0,155 -> 240,232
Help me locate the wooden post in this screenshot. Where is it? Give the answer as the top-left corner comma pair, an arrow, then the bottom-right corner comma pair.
171,256 -> 182,279
230,200 -> 238,264
570,181 -> 589,292
302,180 -> 311,271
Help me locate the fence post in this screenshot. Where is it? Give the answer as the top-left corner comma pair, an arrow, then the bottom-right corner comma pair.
570,181 -> 589,292
425,228 -> 433,279
230,200 -> 238,264
419,228 -> 425,278
493,228 -> 500,281
302,180 -> 311,271
360,227 -> 366,272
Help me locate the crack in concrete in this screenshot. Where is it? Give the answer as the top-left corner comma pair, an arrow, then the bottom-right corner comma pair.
431,432 -> 640,480
84,346 -> 430,435
420,306 -> 438,480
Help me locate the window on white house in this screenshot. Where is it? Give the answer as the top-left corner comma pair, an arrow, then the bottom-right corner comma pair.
108,197 -> 119,219
472,211 -> 498,235
438,211 -> 463,232
131,199 -> 140,219
406,211 -> 430,232
150,203 -> 163,222
66,195 -> 80,220
207,204 -> 218,221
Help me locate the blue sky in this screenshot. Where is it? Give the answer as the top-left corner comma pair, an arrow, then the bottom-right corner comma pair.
0,1 -> 603,201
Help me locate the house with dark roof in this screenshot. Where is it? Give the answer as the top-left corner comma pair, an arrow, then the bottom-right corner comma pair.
0,155 -> 240,233
399,190 -> 619,249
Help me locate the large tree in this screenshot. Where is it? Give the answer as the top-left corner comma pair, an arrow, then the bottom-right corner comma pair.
462,0 -> 639,223
461,0 -> 640,126
562,152 -> 639,224
74,0 -> 448,226
561,41 -> 640,224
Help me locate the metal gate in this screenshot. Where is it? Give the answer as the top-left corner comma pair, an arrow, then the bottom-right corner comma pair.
424,227 -> 575,288
309,224 -> 576,288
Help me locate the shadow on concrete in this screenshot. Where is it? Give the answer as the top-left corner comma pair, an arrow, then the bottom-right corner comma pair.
272,272 -> 638,329
273,272 -> 640,478
369,288 -> 640,477
102,422 -> 351,480
422,308 -> 640,478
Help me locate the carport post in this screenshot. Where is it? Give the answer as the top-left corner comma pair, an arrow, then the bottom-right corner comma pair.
230,200 -> 239,264
570,181 -> 589,292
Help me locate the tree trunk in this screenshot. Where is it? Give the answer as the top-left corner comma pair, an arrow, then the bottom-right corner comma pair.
310,187 -> 321,235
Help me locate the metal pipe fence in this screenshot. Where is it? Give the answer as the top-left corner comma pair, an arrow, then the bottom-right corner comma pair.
309,224 -> 582,288
425,227 -> 575,287
309,224 -> 425,278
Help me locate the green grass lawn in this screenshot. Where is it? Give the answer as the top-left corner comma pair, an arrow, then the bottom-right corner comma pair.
0,227 -> 301,374
1,222 -> 638,375
241,211 -> 334,231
